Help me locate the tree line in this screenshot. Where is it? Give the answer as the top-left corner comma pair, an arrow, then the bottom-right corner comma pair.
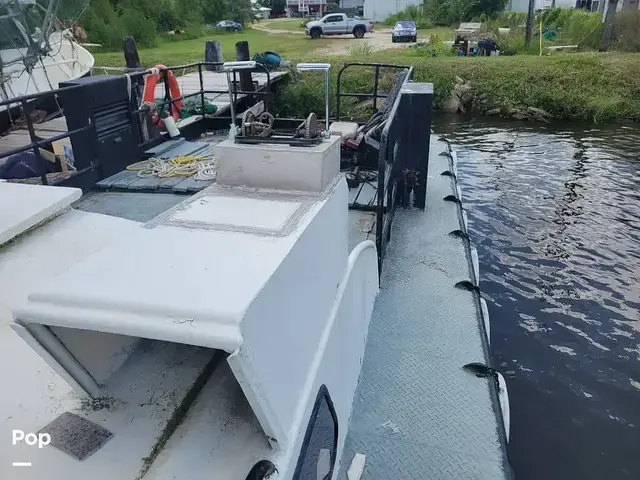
57,0 -> 254,48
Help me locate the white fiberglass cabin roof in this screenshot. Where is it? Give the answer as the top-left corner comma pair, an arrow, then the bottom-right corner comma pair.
0,181 -> 81,245
14,183 -> 335,352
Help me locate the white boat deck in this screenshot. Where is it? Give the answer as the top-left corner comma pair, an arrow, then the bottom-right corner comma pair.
0,132 -> 509,479
341,137 -> 511,479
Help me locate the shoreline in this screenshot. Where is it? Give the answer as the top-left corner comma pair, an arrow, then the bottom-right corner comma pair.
92,35 -> 640,124
275,52 -> 640,123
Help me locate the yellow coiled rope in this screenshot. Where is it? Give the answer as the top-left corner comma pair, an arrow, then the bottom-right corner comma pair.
126,154 -> 216,180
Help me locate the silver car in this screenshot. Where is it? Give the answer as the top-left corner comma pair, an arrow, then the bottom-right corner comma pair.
392,21 -> 417,43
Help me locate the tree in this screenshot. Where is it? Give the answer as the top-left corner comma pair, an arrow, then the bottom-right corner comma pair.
468,0 -> 508,18
423,0 -> 507,26
600,0 -> 619,50
524,0 -> 535,48
229,0 -> 252,24
260,0 -> 286,15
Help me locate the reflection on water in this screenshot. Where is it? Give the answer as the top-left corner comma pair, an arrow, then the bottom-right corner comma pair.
436,116 -> 640,480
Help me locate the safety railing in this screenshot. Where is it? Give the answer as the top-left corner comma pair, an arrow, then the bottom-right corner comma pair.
0,61 -> 274,187
123,61 -> 273,134
335,62 -> 412,121
0,85 -> 92,185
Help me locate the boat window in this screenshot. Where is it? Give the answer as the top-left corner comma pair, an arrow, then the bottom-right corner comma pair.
292,385 -> 338,480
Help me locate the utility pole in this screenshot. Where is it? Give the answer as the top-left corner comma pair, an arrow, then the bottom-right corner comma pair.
524,0 -> 536,48
599,0 -> 619,51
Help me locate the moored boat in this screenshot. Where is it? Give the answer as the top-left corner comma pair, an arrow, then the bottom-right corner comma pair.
0,60 -> 510,479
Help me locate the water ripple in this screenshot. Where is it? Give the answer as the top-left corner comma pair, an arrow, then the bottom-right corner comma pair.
436,116 -> 640,480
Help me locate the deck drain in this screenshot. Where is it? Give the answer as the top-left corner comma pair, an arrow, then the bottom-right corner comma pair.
40,412 -> 114,461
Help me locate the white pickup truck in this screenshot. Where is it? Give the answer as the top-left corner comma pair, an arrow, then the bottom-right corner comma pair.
305,13 -> 373,39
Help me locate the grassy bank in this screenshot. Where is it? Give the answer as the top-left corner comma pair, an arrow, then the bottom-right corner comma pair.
93,29 -> 640,123
279,52 -> 640,123
92,29 -> 323,67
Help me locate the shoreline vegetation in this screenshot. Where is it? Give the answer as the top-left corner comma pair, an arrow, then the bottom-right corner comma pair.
88,4 -> 640,123
276,52 -> 640,123
93,35 -> 640,123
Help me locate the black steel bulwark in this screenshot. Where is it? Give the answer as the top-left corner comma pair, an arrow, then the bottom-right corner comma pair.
376,82 -> 434,271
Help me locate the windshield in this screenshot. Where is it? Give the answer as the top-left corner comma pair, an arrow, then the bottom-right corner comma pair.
395,21 -> 415,29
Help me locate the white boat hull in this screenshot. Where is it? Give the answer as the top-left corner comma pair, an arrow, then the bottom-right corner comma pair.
0,30 -> 94,112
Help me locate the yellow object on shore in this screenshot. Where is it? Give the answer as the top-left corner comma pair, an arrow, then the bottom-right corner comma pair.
540,21 -> 543,56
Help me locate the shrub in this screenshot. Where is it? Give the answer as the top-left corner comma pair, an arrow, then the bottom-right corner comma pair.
349,42 -> 374,56
120,8 -> 157,47
555,9 -> 603,49
81,0 -> 126,49
614,11 -> 640,52
385,5 -> 434,29
492,11 -> 527,28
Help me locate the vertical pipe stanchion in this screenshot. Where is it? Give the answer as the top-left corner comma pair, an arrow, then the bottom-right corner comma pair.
225,69 -> 235,127
162,69 -> 172,119
223,61 -> 257,131
373,65 -> 380,112
21,99 -> 48,185
296,63 -> 331,137
233,71 -> 238,105
324,68 -> 330,135
376,132 -> 387,272
198,63 -> 205,118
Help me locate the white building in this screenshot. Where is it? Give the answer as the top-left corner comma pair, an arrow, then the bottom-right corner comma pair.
363,0 -> 423,22
340,0 -> 364,8
507,0 -> 639,18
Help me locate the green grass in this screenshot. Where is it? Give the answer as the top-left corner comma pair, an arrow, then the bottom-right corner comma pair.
415,26 -> 453,35
277,52 -> 640,123
416,26 -> 454,39
92,28 -> 640,122
93,28 -> 327,68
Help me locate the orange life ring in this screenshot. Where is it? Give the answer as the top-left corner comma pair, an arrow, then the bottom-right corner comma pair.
142,64 -> 182,126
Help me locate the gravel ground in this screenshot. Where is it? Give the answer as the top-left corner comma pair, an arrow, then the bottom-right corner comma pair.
252,20 -> 417,56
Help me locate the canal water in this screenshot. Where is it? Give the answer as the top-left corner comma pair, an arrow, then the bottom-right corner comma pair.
435,117 -> 640,480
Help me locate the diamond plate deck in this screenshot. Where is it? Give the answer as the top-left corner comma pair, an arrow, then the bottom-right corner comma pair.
341,137 -> 511,479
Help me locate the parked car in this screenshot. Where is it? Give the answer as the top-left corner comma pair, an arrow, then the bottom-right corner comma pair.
216,20 -> 243,32
392,20 -> 417,43
305,13 -> 373,39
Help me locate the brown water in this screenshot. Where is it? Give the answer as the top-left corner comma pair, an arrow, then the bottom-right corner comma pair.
435,116 -> 640,480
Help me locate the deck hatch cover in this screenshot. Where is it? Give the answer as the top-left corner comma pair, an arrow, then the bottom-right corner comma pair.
40,412 -> 114,460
